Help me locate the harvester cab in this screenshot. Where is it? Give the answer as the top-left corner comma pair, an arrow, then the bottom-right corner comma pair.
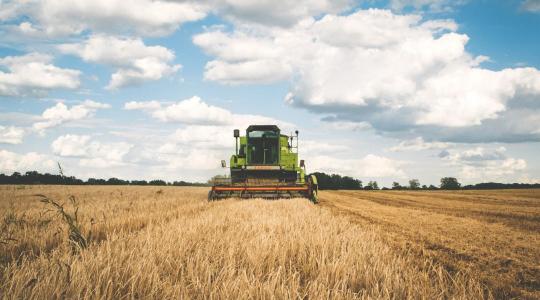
208,125 -> 318,203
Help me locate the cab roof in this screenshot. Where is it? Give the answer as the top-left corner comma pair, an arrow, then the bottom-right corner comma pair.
246,125 -> 280,132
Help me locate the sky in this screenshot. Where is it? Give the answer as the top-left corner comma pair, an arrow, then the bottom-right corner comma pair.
0,0 -> 539,187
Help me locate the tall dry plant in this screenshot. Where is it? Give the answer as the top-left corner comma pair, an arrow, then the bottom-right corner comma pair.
33,194 -> 87,252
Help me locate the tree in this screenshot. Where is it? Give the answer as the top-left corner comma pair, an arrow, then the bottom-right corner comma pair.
149,179 -> 167,186
440,177 -> 461,190
310,172 -> 362,190
421,185 -> 428,189
392,182 -> 402,190
409,179 -> 420,190
365,181 -> 379,190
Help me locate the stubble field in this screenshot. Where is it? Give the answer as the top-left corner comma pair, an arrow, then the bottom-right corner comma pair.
0,186 -> 538,299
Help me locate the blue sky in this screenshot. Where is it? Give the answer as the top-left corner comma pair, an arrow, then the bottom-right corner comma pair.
0,0 -> 539,186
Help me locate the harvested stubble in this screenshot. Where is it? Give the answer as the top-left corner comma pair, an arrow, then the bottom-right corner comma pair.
319,189 -> 540,299
1,185 -> 487,299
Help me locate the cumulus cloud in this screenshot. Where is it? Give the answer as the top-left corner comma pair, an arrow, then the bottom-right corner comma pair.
388,137 -> 452,152
0,53 -> 80,97
59,35 -> 181,89
194,9 -> 540,142
1,0 -> 207,37
52,134 -> 133,167
125,96 -> 232,125
193,30 -> 292,84
33,100 -> 110,134
0,150 -> 56,173
124,96 -> 295,129
441,147 -> 527,181
210,0 -> 351,27
309,154 -> 406,178
0,126 -> 25,144
1,0 -> 351,40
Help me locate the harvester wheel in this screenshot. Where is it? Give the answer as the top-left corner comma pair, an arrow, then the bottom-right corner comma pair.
207,190 -> 215,201
308,174 -> 319,204
310,189 -> 318,204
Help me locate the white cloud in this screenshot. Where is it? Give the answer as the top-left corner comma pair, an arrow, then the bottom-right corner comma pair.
193,9 -> 540,141
158,147 -> 224,170
0,150 -> 56,174
33,100 -> 110,134
441,147 -> 527,181
51,134 -> 90,157
2,0 -> 352,40
300,140 -> 349,155
124,100 -> 161,111
309,154 -> 406,178
460,159 -> 527,181
2,0 -> 207,37
320,120 -> 372,131
124,96 -> 295,130
167,125 -> 234,150
193,30 -> 292,84
0,53 -> 80,96
59,35 -> 181,89
0,126 -> 25,144
211,0 -> 351,27
125,96 -> 232,125
52,134 -> 133,167
388,137 -> 451,152
521,0 -> 540,12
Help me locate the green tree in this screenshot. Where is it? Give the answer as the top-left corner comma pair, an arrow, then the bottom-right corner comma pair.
392,182 -> 402,190
409,179 -> 420,190
365,181 -> 379,190
440,177 -> 461,190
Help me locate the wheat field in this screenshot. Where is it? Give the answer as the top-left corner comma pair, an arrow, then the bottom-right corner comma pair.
1,186 -> 538,299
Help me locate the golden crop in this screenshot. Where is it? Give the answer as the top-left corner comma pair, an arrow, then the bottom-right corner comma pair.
1,186 -> 537,299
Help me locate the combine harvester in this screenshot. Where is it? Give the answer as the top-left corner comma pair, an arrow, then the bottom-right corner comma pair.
208,125 -> 318,203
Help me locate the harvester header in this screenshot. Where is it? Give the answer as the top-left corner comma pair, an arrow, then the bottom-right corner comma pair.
209,125 -> 318,203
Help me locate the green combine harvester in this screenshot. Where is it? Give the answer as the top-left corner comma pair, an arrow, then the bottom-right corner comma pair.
208,125 -> 318,203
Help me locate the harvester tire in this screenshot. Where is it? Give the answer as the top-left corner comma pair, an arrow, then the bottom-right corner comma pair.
310,190 -> 318,204
308,174 -> 319,204
207,190 -> 215,202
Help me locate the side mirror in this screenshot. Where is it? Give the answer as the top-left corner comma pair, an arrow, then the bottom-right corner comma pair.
221,160 -> 227,168
233,129 -> 239,138
300,160 -> 305,167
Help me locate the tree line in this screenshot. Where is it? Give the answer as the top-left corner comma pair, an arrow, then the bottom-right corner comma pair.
312,173 -> 539,190
0,171 -> 207,186
1,171 -> 538,190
